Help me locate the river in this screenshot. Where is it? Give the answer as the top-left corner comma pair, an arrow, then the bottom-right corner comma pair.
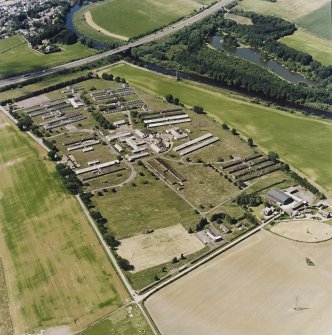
66,2 -> 110,50
210,36 -> 314,86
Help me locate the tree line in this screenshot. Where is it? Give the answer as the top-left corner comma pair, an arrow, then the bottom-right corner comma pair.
131,11 -> 331,111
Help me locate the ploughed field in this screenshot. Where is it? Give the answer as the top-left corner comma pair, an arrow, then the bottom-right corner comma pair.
0,115 -> 129,333
146,230 -> 332,335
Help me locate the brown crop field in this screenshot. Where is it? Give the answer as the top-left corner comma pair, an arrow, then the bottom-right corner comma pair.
146,230 -> 332,335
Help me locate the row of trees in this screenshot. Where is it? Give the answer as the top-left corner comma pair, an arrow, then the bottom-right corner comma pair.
82,193 -> 133,271
1,73 -> 93,106
91,111 -> 115,129
131,11 -> 331,111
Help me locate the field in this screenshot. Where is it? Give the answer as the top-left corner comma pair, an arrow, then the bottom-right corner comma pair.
0,259 -> 13,335
271,219 -> 332,242
0,35 -> 95,79
81,305 -> 153,335
117,224 -> 204,272
146,230 -> 332,335
236,0 -> 332,59
75,0 -> 210,41
280,29 -> 332,66
297,2 -> 332,41
93,165 -> 199,239
0,114 -> 129,333
106,63 -> 332,195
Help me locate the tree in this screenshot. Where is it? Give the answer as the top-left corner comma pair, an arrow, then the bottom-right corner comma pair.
165,94 -> 174,103
222,122 -> 229,130
247,138 -> 254,146
196,218 -> 208,231
118,257 -> 134,271
17,115 -> 33,131
172,257 -> 178,264
188,227 -> 193,234
268,151 -> 279,162
231,128 -> 237,135
193,105 -> 204,114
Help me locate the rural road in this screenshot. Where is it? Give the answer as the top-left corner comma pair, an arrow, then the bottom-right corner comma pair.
75,195 -> 159,335
139,213 -> 282,302
0,0 -> 234,88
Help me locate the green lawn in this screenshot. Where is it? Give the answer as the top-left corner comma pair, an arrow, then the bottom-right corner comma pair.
237,0 -> 332,56
0,115 -> 129,333
81,305 -> 153,335
297,2 -> 332,41
0,35 -> 96,79
280,29 -> 332,66
79,0 -> 203,40
94,165 -> 198,239
106,63 -> 332,195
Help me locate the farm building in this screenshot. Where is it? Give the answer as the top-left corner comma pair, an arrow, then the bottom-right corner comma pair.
267,189 -> 293,205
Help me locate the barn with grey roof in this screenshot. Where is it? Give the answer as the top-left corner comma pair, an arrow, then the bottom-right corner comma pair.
267,189 -> 293,205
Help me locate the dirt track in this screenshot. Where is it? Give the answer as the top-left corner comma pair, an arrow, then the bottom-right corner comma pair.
271,219 -> 332,242
146,230 -> 332,335
84,11 -> 129,41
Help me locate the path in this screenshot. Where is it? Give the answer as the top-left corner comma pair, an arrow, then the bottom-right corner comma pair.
84,11 -> 129,41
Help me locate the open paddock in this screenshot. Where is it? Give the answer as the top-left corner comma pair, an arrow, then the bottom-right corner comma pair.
170,162 -> 239,209
146,230 -> 332,335
271,219 -> 332,242
117,224 -> 204,272
0,35 -> 95,79
93,165 -> 198,239
82,166 -> 131,192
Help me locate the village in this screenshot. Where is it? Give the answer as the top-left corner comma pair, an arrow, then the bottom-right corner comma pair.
0,0 -> 63,41
7,71 -> 332,289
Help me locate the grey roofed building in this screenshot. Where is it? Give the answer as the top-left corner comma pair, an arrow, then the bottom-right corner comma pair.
267,189 -> 293,205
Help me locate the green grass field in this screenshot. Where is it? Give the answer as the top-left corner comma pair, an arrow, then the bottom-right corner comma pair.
237,0 -> 332,57
0,35 -> 96,79
106,63 -> 332,195
81,305 -> 153,335
280,29 -> 332,66
75,0 -> 210,41
94,165 -> 198,239
0,115 -> 129,333
297,2 -> 332,41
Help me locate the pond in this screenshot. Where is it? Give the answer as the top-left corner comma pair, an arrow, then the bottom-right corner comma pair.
210,36 -> 314,86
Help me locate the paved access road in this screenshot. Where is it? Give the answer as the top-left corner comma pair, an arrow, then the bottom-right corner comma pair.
0,0 -> 234,88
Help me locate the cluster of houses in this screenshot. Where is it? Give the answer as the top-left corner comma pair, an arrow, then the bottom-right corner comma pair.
265,187 -> 331,221
0,0 -> 62,40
